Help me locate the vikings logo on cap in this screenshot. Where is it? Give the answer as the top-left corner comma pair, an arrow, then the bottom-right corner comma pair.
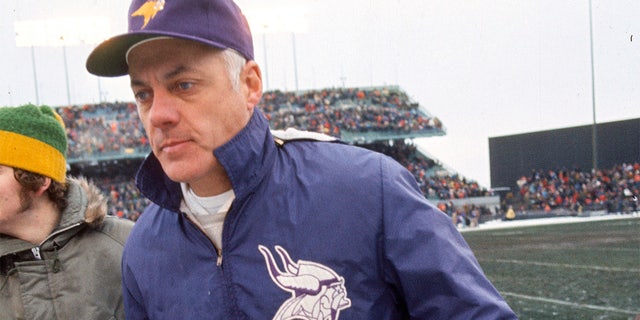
131,0 -> 165,29
86,0 -> 255,77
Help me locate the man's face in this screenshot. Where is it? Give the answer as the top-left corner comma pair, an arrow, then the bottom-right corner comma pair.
0,165 -> 31,235
128,38 -> 255,195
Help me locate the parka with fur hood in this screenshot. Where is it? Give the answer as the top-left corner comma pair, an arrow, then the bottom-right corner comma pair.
0,177 -> 134,320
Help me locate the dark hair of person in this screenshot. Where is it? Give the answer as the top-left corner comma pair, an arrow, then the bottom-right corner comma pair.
13,168 -> 68,212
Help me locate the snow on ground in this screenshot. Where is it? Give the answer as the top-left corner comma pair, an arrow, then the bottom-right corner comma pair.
459,212 -> 640,233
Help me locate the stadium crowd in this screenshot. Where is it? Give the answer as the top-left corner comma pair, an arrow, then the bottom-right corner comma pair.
57,102 -> 148,160
258,87 -> 443,137
510,164 -> 640,214
364,141 -> 493,200
51,86 -> 639,225
95,174 -> 148,222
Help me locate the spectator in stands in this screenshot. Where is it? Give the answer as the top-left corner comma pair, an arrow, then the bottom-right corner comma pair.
506,205 -> 516,220
0,105 -> 133,319
86,0 -> 516,318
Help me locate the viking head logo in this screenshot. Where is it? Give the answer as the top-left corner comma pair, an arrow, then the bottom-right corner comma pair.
131,0 -> 165,29
258,245 -> 352,320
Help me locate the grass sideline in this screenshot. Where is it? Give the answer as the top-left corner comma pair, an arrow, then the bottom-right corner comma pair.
461,215 -> 640,320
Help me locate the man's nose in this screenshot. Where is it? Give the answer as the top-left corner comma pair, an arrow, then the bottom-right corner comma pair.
148,89 -> 179,128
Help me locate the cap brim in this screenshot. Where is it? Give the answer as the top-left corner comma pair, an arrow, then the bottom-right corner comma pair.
86,33 -> 166,77
86,31 -> 237,77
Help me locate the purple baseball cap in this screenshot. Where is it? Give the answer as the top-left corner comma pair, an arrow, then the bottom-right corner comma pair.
86,0 -> 254,77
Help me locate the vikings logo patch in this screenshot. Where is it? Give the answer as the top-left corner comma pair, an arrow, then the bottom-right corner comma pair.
259,245 -> 352,320
131,0 -> 165,29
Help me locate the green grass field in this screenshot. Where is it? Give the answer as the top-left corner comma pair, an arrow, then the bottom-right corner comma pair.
462,216 -> 640,320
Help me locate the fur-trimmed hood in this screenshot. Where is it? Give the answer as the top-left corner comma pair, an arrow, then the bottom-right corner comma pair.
59,177 -> 108,229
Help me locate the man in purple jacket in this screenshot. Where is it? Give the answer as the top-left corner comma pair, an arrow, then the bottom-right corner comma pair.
86,0 -> 517,318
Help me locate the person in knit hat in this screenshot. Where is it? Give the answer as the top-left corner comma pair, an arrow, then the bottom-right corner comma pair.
0,104 -> 134,320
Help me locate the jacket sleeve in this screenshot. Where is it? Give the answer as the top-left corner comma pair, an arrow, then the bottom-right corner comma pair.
122,245 -> 150,320
379,157 -> 517,319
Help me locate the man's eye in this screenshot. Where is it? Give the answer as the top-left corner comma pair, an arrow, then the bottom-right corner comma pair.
134,91 -> 150,102
177,82 -> 193,91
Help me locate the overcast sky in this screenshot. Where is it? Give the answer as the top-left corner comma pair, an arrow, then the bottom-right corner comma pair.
1,0 -> 639,187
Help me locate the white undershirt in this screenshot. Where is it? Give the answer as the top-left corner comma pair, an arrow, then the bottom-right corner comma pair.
180,183 -> 234,250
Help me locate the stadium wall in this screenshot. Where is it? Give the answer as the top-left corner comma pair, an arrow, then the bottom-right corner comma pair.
489,118 -> 640,192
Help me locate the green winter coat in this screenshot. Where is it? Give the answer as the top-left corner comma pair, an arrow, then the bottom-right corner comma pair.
0,178 -> 133,320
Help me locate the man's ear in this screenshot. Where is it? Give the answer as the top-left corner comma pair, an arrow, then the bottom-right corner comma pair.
242,61 -> 263,110
35,177 -> 52,196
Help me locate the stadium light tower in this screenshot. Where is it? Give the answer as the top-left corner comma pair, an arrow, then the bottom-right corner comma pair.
588,0 -> 597,171
244,6 -> 308,92
15,17 -> 110,106
261,25 -> 270,91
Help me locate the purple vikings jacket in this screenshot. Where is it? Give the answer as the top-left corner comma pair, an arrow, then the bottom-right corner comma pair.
122,109 -> 517,319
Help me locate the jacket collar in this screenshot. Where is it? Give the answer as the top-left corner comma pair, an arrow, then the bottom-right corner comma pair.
136,109 -> 276,211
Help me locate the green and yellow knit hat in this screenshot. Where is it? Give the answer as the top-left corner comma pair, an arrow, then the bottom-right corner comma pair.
0,104 -> 68,183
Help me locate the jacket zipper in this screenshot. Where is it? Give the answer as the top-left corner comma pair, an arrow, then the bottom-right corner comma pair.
216,250 -> 223,266
181,212 -> 224,268
31,222 -> 83,272
31,247 -> 42,260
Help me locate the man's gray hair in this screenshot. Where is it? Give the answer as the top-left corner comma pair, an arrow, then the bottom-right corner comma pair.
221,49 -> 246,92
